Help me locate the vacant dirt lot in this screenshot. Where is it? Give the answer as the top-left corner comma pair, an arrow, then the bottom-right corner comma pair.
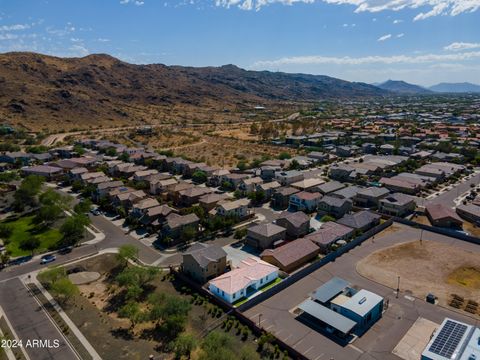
357,240 -> 480,314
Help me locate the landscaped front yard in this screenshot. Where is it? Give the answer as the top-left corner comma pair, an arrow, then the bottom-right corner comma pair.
2,215 -> 63,257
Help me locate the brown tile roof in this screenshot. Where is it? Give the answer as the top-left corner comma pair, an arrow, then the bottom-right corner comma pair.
261,238 -> 319,268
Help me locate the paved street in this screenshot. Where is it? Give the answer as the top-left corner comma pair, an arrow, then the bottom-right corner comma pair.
243,223 -> 480,360
0,279 -> 77,360
414,171 -> 480,208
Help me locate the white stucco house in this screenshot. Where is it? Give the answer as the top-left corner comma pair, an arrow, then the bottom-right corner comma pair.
208,257 -> 279,303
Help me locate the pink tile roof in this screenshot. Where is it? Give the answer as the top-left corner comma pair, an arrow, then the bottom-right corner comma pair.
209,257 -> 278,294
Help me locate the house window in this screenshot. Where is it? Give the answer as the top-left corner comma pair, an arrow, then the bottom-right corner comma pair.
222,291 -> 224,296
233,293 -> 236,299
260,278 -> 263,284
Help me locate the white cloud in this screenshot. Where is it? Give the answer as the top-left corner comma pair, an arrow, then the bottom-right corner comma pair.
378,34 -> 392,41
0,33 -> 18,40
397,33 -> 405,38
69,44 -> 89,56
120,0 -> 145,5
97,38 -> 110,42
214,0 -> 480,20
393,19 -> 403,23
252,51 -> 480,67
0,24 -> 30,31
444,42 -> 480,51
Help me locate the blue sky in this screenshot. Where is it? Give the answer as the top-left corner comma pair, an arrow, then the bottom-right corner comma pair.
0,0 -> 479,85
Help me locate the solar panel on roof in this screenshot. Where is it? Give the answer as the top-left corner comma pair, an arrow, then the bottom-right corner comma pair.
428,320 -> 468,358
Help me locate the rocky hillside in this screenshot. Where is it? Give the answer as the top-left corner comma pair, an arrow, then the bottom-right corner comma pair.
0,52 -> 387,130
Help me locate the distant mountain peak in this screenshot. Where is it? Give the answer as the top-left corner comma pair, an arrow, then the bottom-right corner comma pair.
429,82 -> 480,93
376,80 -> 432,94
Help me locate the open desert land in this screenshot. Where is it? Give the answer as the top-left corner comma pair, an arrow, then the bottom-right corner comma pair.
357,239 -> 480,316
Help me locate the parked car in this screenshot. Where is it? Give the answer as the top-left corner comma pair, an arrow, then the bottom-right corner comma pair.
90,208 -> 101,216
57,246 -> 73,255
40,254 -> 56,265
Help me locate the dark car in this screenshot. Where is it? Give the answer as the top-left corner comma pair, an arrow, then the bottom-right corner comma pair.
57,246 -> 73,255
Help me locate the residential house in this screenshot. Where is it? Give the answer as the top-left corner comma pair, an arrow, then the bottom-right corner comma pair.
131,197 -> 161,219
238,177 -> 263,194
275,170 -> 304,186
177,187 -> 213,207
337,211 -> 381,233
199,193 -> 229,212
150,178 -> 178,195
208,169 -> 230,187
456,204 -> 480,225
113,189 -> 147,209
271,187 -> 299,210
354,187 -> 390,208
68,167 -> 89,181
162,213 -> 200,242
139,204 -> 177,228
182,244 -> 228,283
379,177 -> 421,195
95,180 -> 124,200
305,221 -> 354,253
329,164 -> 355,181
21,165 -> 63,180
317,196 -> 352,219
291,178 -> 325,193
208,258 -> 279,303
256,181 -> 281,199
425,203 -> 463,228
224,173 -> 250,189
167,182 -> 195,203
275,211 -> 310,239
246,223 -> 287,250
215,198 -> 250,219
261,238 -> 320,273
378,193 -> 416,217
317,181 -> 346,195
289,191 -> 322,212
133,169 -> 159,182
331,186 -> 362,200
0,151 -> 31,165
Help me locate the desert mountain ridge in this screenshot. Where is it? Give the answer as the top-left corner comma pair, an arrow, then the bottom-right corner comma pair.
0,52 -> 388,131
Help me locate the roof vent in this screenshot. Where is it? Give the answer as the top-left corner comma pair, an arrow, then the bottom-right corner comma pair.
359,297 -> 367,305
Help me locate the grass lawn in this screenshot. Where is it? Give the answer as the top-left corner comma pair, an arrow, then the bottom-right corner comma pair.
2,216 -> 63,257
259,277 -> 282,292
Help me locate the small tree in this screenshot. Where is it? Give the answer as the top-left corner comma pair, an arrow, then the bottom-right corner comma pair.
19,236 -> 40,255
50,277 -> 79,305
116,245 -> 139,268
74,199 -> 92,214
172,332 -> 197,359
60,214 -> 91,247
192,170 -> 207,184
118,301 -> 143,329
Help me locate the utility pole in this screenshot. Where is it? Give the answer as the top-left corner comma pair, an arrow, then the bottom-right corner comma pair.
396,276 -> 400,299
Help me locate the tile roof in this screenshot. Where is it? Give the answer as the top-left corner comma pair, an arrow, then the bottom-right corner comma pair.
260,238 -> 319,268
248,223 -> 286,237
208,257 -> 278,294
185,243 -> 227,268
305,221 -> 353,246
426,203 -> 462,222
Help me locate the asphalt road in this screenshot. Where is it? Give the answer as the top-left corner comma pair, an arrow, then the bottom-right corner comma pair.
243,223 -> 480,360
0,279 -> 77,360
414,171 -> 480,208
0,211 -> 163,360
